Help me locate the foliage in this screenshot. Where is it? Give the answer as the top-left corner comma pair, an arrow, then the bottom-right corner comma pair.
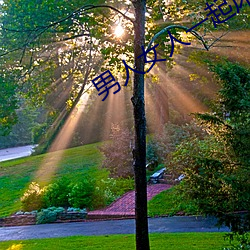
168,135 -> 238,210
0,104 -> 44,149
167,61 -> 250,233
32,123 -> 48,144
68,179 -> 94,209
20,182 -> 45,212
93,177 -> 134,208
223,233 -> 250,250
146,140 -> 160,171
43,177 -> 71,208
36,206 -> 64,224
67,207 -> 87,213
147,122 -> 206,166
19,166 -> 133,213
99,124 -> 133,178
0,74 -> 18,136
93,178 -> 118,208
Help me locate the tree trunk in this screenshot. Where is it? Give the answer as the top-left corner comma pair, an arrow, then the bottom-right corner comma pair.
132,1 -> 150,250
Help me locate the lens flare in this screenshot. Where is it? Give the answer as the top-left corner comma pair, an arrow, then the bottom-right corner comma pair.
114,24 -> 124,37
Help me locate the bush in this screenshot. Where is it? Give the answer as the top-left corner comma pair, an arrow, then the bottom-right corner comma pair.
223,233 -> 250,250
43,177 -> 71,208
21,182 -> 45,211
68,180 -> 94,209
93,177 -> 134,209
67,207 -> 86,213
146,140 -> 159,171
36,206 -> 64,224
92,178 -> 117,209
113,177 -> 134,197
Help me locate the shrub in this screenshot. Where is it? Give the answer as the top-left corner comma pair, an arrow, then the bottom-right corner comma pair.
113,177 -> 134,197
36,206 -> 64,224
93,177 -> 134,209
223,233 -> 250,250
146,140 -> 159,171
67,207 -> 87,213
21,182 -> 45,211
68,180 -> 94,209
92,178 -> 117,209
43,177 -> 71,208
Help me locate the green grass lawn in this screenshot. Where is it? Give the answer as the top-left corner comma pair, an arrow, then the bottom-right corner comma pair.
148,186 -> 199,217
0,233 -> 230,250
0,143 -> 104,217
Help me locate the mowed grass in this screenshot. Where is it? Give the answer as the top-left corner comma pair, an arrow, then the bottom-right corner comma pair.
0,143 -> 104,217
0,233 -> 230,250
148,186 -> 199,217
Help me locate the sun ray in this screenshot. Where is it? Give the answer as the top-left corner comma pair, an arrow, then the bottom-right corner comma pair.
35,92 -> 89,184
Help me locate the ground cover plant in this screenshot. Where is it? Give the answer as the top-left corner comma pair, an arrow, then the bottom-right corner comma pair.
0,233 -> 232,250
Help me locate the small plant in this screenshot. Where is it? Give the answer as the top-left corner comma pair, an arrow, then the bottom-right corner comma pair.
21,182 -> 45,211
67,207 -> 87,213
36,206 -> 64,224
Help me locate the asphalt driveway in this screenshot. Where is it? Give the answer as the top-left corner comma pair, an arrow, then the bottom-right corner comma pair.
0,216 -> 230,241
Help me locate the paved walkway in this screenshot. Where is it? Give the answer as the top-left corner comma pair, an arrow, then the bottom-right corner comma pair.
88,184 -> 171,218
0,216 -> 230,241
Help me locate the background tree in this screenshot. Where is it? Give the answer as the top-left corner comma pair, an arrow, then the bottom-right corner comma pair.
99,124 -> 133,178
168,60 -> 250,233
0,74 -> 18,136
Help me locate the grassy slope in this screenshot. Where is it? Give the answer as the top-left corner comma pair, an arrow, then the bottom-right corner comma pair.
0,143 -> 103,217
0,233 -> 230,250
148,186 -> 199,217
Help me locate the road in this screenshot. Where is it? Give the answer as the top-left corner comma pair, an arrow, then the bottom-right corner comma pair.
0,145 -> 37,162
0,216 -> 229,241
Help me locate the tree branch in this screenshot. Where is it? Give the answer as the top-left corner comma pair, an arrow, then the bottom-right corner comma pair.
147,25 -> 209,52
0,4 -> 134,57
1,4 -> 134,33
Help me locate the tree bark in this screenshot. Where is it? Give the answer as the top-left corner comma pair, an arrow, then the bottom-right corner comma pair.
132,1 -> 150,250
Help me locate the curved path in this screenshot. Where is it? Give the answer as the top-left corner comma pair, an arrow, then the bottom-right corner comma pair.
0,145 -> 37,162
0,216 -> 229,241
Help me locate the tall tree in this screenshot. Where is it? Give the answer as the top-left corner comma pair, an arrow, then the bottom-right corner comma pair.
168,60 -> 250,233
132,1 -> 149,249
